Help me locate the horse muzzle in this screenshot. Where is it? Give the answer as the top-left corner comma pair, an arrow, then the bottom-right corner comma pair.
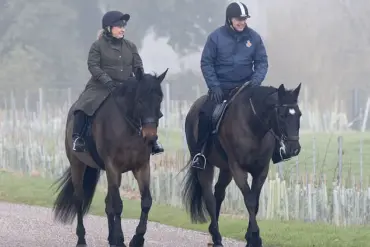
141,118 -> 158,142
286,140 -> 301,157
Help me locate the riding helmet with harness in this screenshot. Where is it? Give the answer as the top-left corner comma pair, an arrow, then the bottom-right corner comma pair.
225,2 -> 251,28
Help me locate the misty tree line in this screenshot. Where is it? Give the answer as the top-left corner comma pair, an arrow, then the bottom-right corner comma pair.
0,0 -> 369,106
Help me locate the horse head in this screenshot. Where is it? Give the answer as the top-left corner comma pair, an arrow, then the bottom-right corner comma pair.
270,83 -> 302,158
132,68 -> 168,142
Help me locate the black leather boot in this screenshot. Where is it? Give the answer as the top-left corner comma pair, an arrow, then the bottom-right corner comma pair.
72,111 -> 87,152
151,117 -> 164,155
191,112 -> 210,170
151,140 -> 164,155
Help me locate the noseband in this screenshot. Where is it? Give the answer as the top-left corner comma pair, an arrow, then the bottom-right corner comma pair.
274,103 -> 300,142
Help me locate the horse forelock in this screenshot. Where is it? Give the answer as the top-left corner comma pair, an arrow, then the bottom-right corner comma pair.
139,74 -> 163,97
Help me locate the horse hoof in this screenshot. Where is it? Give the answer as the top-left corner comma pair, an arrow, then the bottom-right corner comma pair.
208,243 -> 223,247
246,241 -> 262,247
129,235 -> 144,247
76,244 -> 87,247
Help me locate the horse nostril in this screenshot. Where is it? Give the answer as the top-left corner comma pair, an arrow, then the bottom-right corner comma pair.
294,148 -> 299,155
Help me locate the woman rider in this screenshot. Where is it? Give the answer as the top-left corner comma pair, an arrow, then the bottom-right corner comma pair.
71,10 -> 164,155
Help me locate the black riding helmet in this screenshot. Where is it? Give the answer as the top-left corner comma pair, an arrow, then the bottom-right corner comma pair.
102,10 -> 130,29
226,1 -> 250,25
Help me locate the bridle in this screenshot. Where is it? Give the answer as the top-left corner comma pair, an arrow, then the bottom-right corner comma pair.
249,98 -> 299,159
227,81 -> 300,151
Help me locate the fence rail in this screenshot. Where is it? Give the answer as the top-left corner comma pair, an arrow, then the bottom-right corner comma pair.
0,86 -> 369,132
0,88 -> 370,226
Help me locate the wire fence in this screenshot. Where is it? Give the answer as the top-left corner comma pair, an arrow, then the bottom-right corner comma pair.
0,86 -> 370,226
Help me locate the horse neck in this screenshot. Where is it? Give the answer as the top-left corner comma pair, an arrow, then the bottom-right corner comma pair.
231,89 -> 272,139
108,94 -> 140,136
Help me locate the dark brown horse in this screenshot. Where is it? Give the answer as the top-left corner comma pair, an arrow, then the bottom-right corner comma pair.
52,69 -> 168,247
181,83 -> 302,247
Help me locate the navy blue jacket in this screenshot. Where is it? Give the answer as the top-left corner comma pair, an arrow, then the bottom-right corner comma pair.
200,24 -> 268,90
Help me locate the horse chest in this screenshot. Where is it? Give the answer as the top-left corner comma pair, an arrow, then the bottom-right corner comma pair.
116,146 -> 151,169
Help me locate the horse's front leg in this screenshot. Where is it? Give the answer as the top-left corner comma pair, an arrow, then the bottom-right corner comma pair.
106,161 -> 125,247
129,163 -> 152,247
230,163 -> 265,247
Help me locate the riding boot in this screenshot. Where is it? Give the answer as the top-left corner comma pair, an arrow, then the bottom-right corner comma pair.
191,112 -> 210,170
72,110 -> 87,152
151,118 -> 164,155
151,140 -> 164,155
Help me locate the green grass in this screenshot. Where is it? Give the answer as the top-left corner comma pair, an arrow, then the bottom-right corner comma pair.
0,171 -> 369,247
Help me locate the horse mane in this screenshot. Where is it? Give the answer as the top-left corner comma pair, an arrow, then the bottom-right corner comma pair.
114,73 -> 163,100
238,85 -> 277,105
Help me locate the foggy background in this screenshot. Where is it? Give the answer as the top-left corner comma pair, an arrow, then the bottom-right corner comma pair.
0,0 -> 369,130
1,0 -> 370,230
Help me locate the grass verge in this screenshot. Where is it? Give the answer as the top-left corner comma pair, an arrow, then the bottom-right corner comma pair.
0,171 -> 369,247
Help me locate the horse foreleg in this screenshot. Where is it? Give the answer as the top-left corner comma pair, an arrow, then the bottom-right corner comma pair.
129,164 -> 152,247
230,163 -> 263,247
106,162 -> 125,247
105,193 -> 115,245
245,169 -> 268,245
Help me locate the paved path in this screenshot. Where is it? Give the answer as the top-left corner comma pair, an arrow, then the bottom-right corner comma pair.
0,202 -> 244,246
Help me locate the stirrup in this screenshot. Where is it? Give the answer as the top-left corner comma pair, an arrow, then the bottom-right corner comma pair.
72,137 -> 86,151
191,153 -> 207,170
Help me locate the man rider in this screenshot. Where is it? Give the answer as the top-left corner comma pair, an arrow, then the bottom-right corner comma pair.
191,1 -> 269,169
72,10 -> 164,155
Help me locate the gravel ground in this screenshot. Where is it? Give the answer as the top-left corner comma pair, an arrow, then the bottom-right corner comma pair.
0,202 -> 244,247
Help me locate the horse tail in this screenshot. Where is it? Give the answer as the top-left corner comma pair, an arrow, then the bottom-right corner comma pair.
181,163 -> 209,223
181,109 -> 209,223
52,166 -> 101,224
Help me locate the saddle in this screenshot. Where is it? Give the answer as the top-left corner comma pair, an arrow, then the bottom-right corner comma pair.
78,94 -> 141,171
211,101 -> 228,134
84,117 -> 106,170
209,87 -> 240,135
204,88 -> 240,163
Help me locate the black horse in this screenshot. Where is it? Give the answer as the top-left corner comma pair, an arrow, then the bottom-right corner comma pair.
52,69 -> 168,247
181,83 -> 302,247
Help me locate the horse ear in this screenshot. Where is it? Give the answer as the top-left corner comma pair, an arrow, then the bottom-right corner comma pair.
292,82 -> 301,98
277,84 -> 285,97
157,68 -> 169,84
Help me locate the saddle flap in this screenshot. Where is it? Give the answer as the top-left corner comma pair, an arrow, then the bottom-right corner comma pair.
211,101 -> 228,134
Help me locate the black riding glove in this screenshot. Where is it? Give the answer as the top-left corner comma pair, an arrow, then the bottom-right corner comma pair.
210,86 -> 223,104
105,80 -> 117,93
134,67 -> 144,81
